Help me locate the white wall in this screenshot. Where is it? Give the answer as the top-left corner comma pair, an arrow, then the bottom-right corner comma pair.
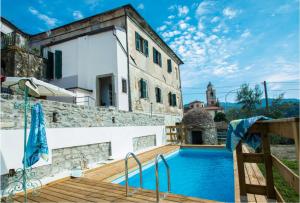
115,29 -> 129,111
0,22 -> 13,34
0,125 -> 165,175
47,29 -> 129,111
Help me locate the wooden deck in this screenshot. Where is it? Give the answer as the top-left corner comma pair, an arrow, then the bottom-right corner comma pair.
11,145 -> 268,202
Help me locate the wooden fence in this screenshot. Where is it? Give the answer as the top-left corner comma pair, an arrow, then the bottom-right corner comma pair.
165,124 -> 187,144
236,117 -> 299,202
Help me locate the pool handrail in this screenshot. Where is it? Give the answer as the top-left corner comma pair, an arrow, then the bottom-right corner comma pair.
125,152 -> 143,196
155,154 -> 171,202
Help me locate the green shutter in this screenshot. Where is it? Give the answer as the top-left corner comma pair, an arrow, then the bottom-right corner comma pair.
172,94 -> 177,106
167,59 -> 172,73
159,53 -> 162,67
55,50 -> 62,79
46,51 -> 54,79
144,40 -> 148,57
135,32 -> 140,51
168,92 -> 172,106
153,48 -> 156,63
140,79 -> 147,98
143,80 -> 147,98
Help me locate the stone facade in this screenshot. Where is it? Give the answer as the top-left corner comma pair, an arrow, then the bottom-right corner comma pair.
0,94 -> 164,130
133,135 -> 156,152
185,127 -> 218,145
1,142 -> 111,190
1,47 -> 45,79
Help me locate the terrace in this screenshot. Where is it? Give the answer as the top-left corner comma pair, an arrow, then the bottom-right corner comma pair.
3,118 -> 299,202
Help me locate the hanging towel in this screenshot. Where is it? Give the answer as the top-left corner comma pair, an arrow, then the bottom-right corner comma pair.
226,116 -> 270,152
23,103 -> 49,167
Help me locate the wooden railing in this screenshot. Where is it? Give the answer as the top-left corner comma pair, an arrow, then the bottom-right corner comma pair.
165,124 -> 187,144
236,117 -> 299,202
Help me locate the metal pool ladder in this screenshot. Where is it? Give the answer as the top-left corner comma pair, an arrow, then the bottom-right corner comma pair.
155,154 -> 171,202
125,152 -> 143,196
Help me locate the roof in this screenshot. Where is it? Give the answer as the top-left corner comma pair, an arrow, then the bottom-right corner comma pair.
182,108 -> 215,128
0,17 -> 29,36
188,100 -> 204,105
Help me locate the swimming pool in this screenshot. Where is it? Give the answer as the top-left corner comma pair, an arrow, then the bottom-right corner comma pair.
113,148 -> 235,202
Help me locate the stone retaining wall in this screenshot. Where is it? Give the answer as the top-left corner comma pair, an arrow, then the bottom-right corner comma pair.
0,94 -> 164,129
133,135 -> 156,152
1,142 -> 111,190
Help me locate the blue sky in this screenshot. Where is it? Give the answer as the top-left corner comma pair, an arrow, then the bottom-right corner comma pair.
2,0 -> 299,104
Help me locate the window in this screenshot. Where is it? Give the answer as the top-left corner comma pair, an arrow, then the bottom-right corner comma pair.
46,51 -> 54,79
139,78 -> 148,98
155,87 -> 162,103
168,92 -> 177,106
135,32 -> 148,57
167,59 -> 172,73
122,78 -> 127,93
55,50 -> 62,79
153,48 -> 162,66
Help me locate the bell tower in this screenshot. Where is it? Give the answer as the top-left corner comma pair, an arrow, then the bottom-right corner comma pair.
206,82 -> 217,106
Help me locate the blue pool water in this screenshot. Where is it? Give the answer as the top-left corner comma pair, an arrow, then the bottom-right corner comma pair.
114,148 -> 234,202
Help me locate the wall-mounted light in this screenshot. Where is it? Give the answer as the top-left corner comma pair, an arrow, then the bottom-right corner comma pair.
52,112 -> 58,123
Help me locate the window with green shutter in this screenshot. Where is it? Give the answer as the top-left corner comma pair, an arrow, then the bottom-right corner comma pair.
153,48 -> 162,67
135,32 -> 140,51
172,93 -> 177,106
135,32 -> 148,57
140,79 -> 147,98
55,50 -> 62,79
167,59 -> 172,73
46,51 -> 54,79
143,40 -> 148,57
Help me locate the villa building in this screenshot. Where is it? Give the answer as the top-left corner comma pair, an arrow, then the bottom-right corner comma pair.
1,4 -> 184,122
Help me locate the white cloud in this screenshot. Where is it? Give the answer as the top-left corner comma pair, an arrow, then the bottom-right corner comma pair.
73,10 -> 83,20
213,64 -> 239,76
241,29 -> 251,38
157,25 -> 167,32
85,0 -> 101,10
137,3 -> 144,10
28,7 -> 58,27
161,30 -> 181,38
168,15 -> 175,19
223,7 -> 238,19
178,20 -> 188,30
178,5 -> 189,16
196,1 -> 214,16
211,16 -> 220,23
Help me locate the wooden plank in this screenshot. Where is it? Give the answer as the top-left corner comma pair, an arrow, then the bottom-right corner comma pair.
261,132 -> 276,199
291,121 -> 299,160
250,118 -> 299,140
274,187 -> 285,203
236,142 -> 247,196
233,149 -> 242,203
272,154 -> 299,193
244,162 -> 256,202
242,153 -> 264,163
245,184 -> 267,195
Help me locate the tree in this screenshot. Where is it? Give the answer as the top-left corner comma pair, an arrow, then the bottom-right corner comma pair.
214,112 -> 227,122
236,84 -> 263,116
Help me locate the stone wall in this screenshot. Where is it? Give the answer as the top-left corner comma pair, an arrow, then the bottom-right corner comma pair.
133,135 -> 156,152
1,142 -> 111,190
185,127 -> 218,145
0,94 -> 164,129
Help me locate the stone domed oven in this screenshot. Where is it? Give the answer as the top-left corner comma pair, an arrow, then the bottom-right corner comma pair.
182,108 -> 217,145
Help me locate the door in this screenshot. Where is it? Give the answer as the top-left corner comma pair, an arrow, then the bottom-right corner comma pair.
192,131 -> 203,144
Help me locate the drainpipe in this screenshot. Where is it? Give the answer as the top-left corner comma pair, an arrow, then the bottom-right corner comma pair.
124,9 -> 132,112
